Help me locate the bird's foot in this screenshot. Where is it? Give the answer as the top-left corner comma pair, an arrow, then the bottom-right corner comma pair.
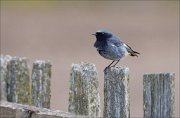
104,66 -> 110,72
111,65 -> 116,67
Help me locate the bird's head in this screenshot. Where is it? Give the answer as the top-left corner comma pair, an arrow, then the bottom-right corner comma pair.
92,29 -> 113,39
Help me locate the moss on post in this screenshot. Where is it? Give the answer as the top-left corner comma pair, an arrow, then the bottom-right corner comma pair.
31,60 -> 51,108
104,67 -> 130,118
143,73 -> 175,118
6,57 -> 30,104
68,62 -> 100,117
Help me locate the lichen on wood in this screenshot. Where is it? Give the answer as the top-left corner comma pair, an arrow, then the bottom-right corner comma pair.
31,60 -> 51,108
68,62 -> 100,117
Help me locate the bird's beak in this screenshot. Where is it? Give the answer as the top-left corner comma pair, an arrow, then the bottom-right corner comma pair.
92,33 -> 96,36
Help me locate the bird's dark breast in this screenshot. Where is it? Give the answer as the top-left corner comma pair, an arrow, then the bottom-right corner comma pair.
94,39 -> 105,49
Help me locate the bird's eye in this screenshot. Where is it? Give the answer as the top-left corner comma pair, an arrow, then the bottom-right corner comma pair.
96,32 -> 105,35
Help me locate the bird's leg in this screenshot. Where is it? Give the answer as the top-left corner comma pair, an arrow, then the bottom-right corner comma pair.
112,60 -> 120,67
107,60 -> 115,68
104,60 -> 115,72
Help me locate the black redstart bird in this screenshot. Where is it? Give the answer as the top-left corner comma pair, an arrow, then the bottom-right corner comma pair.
92,29 -> 140,67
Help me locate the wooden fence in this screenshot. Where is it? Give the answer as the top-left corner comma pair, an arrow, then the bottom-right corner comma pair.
0,55 -> 175,118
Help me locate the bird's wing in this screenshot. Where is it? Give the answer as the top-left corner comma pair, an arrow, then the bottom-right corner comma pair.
108,36 -> 124,47
109,37 -> 140,57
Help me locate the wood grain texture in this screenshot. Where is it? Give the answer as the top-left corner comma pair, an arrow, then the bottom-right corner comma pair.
143,73 -> 175,118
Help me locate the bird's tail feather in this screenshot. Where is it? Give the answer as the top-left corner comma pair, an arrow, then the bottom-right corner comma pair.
129,50 -> 140,57
124,43 -> 140,57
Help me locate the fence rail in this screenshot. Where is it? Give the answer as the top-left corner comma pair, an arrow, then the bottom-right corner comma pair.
0,55 -> 176,118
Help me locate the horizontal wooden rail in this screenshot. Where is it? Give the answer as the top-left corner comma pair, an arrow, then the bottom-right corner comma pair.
0,101 -> 90,118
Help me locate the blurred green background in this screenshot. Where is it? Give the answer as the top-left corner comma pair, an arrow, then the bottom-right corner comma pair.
1,1 -> 179,117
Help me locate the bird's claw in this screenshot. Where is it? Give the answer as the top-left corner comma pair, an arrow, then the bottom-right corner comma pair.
104,66 -> 110,72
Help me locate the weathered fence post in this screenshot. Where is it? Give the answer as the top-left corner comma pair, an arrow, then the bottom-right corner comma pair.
6,57 -> 30,104
31,60 -> 51,108
104,67 -> 130,118
0,55 -> 12,101
68,62 -> 100,117
143,73 -> 175,118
